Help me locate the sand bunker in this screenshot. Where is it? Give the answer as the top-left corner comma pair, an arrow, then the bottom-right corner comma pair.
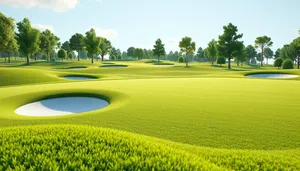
15,97 -> 109,116
63,76 -> 96,80
246,74 -> 298,79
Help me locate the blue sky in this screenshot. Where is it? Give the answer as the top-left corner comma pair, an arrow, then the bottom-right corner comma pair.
0,0 -> 299,52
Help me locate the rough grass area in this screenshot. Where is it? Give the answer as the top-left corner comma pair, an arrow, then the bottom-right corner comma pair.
1,125 -> 299,170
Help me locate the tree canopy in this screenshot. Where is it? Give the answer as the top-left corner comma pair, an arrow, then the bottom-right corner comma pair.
16,18 -> 40,65
206,39 -> 218,65
254,36 -> 273,66
84,28 -> 101,64
69,33 -> 85,61
217,23 -> 243,69
179,37 -> 196,67
99,38 -> 112,61
153,39 -> 166,62
40,29 -> 59,61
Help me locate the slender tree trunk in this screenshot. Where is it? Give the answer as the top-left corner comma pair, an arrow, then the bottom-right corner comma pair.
101,54 -> 104,61
26,54 -> 30,65
8,53 -> 10,63
261,47 -> 264,67
91,56 -> 94,64
186,55 -> 188,67
158,56 -> 160,62
297,55 -> 300,69
78,50 -> 80,61
228,57 -> 231,69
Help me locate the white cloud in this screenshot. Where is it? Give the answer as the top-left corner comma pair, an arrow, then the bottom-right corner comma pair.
0,0 -> 78,12
164,38 -> 179,52
32,24 -> 55,32
90,27 -> 118,39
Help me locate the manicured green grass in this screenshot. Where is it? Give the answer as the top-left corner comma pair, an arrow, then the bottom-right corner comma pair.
1,125 -> 299,170
0,60 -> 300,169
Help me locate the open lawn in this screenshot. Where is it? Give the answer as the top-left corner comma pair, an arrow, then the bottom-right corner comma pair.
0,60 -> 299,170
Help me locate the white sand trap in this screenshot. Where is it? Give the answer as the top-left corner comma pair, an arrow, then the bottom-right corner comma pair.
63,76 -> 96,80
246,74 -> 298,79
101,65 -> 127,68
15,97 -> 109,116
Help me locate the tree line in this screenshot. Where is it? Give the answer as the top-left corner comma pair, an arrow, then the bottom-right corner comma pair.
1,12 -> 299,69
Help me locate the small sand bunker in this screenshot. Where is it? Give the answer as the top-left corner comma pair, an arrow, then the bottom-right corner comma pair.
101,65 -> 127,68
55,67 -> 87,70
15,97 -> 109,116
63,76 -> 96,80
246,74 -> 298,79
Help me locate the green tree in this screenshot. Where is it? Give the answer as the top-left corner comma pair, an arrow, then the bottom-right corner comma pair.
263,47 -> 273,65
206,39 -> 218,65
40,29 -> 59,61
289,37 -> 300,69
217,57 -> 226,66
61,41 -> 72,55
127,47 -> 135,59
274,48 -> 281,59
99,38 -> 112,61
121,51 -> 128,59
152,38 -> 166,62
274,58 -> 283,69
134,48 -> 144,60
195,47 -> 205,62
69,33 -> 85,61
16,18 -> 40,65
254,36 -> 273,66
234,43 -> 247,66
57,49 -> 67,61
0,12 -> 19,63
68,51 -> 75,60
217,23 -> 243,69
282,59 -> 294,69
109,47 -> 121,60
245,45 -> 257,64
279,45 -> 289,59
179,37 -> 196,67
84,28 -> 101,64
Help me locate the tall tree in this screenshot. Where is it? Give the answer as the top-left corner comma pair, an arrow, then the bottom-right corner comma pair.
40,29 -> 58,61
234,43 -> 246,66
274,48 -> 281,59
195,47 -> 205,62
217,23 -> 243,69
152,38 -> 166,62
121,51 -> 128,59
69,33 -> 85,61
263,47 -> 274,65
179,37 -> 196,67
127,47 -> 136,58
99,38 -> 112,61
61,41 -> 72,55
245,45 -> 257,64
57,49 -> 67,61
84,28 -> 101,64
134,48 -> 144,60
206,39 -> 218,65
109,47 -> 121,60
254,36 -> 273,66
0,12 -> 19,63
16,18 -> 40,65
290,37 -> 300,69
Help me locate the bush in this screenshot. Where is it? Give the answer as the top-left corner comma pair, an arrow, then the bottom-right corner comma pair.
178,56 -> 185,63
217,57 -> 226,66
58,49 -> 67,61
282,59 -> 294,69
274,58 -> 283,69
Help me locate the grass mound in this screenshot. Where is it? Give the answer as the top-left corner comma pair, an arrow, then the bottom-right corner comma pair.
0,125 -> 221,171
0,68 -> 61,87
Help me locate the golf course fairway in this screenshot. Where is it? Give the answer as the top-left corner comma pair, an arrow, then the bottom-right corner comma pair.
0,61 -> 299,170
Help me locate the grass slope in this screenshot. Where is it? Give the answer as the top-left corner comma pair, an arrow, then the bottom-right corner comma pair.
1,125 -> 299,170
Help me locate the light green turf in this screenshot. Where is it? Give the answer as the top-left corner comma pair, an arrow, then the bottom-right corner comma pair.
0,60 -> 300,169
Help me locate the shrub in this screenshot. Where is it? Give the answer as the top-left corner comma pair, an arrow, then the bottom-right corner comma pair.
178,56 -> 184,63
274,58 -> 283,69
57,49 -> 67,61
217,57 -> 226,66
282,59 -> 294,69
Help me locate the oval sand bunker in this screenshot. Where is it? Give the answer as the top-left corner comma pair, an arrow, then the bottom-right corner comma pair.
246,74 -> 298,79
101,65 -> 127,68
63,76 -> 96,80
15,97 -> 109,116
